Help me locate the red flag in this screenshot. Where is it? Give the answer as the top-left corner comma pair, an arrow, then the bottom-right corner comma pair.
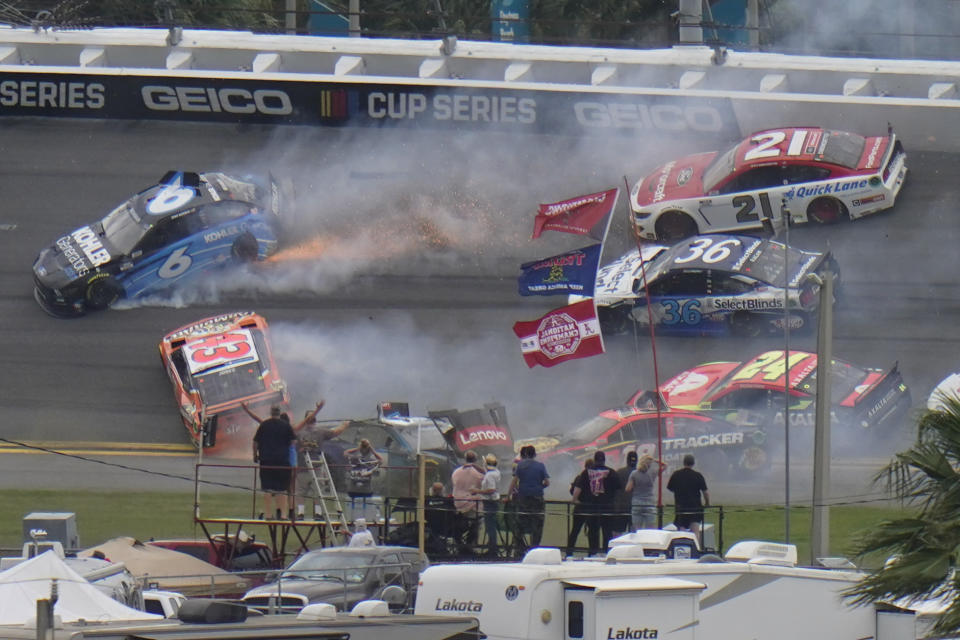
532,188 -> 618,240
512,299 -> 605,368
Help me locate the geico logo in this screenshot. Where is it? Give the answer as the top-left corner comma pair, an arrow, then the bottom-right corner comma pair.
575,102 -> 724,132
141,86 -> 292,115
0,80 -> 105,109
367,91 -> 536,123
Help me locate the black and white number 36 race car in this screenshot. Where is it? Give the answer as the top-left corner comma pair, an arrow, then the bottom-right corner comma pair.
32,171 -> 283,317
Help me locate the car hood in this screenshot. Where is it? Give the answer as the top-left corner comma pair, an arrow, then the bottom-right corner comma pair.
633,152 -> 715,208
857,136 -> 892,171
656,362 -> 741,408
33,224 -> 117,288
244,578 -> 356,600
571,245 -> 668,306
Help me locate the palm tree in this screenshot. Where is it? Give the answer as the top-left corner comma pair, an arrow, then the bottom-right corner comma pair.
843,394 -> 960,636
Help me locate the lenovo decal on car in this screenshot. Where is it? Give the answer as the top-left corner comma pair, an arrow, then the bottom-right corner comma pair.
454,425 -> 511,447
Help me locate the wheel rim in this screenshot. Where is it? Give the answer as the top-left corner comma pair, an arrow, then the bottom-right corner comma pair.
809,199 -> 841,224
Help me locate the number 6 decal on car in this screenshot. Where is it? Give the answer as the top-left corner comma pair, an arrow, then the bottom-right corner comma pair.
158,246 -> 193,279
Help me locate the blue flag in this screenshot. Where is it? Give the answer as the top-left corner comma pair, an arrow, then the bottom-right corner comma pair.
518,244 -> 602,297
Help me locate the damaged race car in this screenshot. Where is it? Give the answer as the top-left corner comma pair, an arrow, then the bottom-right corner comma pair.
630,126 -> 907,241
159,311 -> 288,457
582,234 -> 839,336
515,403 -> 770,480
33,170 -> 282,316
307,402 -> 516,498
629,349 -> 912,438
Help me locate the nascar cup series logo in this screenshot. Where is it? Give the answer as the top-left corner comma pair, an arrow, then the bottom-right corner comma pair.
536,312 -> 583,359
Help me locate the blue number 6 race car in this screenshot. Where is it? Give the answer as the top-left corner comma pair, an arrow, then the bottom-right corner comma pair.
32,171 -> 283,317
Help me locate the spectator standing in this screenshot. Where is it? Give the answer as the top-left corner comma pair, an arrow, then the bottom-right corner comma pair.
451,451 -> 484,553
294,403 -> 349,519
666,454 -> 710,540
626,454 -> 667,530
344,439 -> 384,521
571,451 -> 622,556
509,445 -> 550,549
565,458 -> 594,557
612,450 -> 639,537
477,454 -> 502,557
348,517 -> 376,547
252,404 -> 297,520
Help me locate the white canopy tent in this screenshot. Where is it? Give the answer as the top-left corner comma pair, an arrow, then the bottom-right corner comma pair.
0,551 -> 159,626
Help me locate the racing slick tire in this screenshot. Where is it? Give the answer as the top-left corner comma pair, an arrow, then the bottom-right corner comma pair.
231,233 -> 259,262
84,274 -> 123,310
807,197 -> 849,225
736,446 -> 770,477
730,311 -> 766,338
655,211 -> 698,242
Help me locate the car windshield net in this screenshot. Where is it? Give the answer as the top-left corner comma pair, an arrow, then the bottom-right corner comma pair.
819,131 -> 866,168
283,554 -> 370,583
736,242 -> 821,288
566,415 -> 619,445
702,144 -> 739,192
100,201 -> 146,255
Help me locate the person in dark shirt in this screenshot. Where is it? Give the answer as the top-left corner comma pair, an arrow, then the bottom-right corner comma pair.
508,445 -> 550,549
571,451 -> 622,556
666,454 -> 710,540
252,404 -> 297,520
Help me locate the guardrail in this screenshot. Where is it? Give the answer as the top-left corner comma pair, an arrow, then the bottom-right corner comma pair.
3,25 -> 960,150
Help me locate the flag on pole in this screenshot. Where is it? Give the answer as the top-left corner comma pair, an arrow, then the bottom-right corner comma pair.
532,188 -> 618,240
518,244 -> 602,297
512,299 -> 604,368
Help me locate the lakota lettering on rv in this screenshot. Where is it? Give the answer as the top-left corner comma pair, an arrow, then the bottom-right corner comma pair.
607,627 -> 659,639
434,598 -> 483,612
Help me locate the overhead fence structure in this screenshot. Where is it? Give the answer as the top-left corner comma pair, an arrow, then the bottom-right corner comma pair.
2,25 -> 960,150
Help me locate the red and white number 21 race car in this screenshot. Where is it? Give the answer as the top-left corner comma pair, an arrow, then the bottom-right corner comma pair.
630,127 -> 907,241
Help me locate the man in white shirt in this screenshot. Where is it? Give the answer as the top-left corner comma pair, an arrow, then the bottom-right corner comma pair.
348,517 -> 376,547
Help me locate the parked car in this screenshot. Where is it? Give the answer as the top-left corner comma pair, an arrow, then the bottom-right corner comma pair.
241,546 -> 428,613
146,533 -> 277,573
158,310 -> 288,455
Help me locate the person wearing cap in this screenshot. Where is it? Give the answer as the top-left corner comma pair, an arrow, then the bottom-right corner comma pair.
293,401 -> 349,520
475,454 -> 502,557
348,517 -> 375,547
252,404 -> 297,520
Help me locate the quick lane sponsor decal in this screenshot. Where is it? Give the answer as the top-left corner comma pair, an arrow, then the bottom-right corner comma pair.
434,598 -> 483,612
662,432 -> 744,450
0,80 -> 105,109
368,91 -> 536,123
652,162 -> 676,202
70,226 -> 110,267
792,179 -> 870,199
142,85 -> 293,115
712,297 -> 784,311
865,137 -> 883,168
607,628 -> 659,639
575,101 -> 725,132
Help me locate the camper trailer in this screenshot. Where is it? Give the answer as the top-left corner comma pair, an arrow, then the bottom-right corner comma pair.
414,531 -> 934,640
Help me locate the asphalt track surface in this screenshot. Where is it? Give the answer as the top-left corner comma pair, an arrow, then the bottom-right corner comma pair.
1,117 -> 958,507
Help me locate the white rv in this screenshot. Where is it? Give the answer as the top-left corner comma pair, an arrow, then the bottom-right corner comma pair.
414,531 -> 934,640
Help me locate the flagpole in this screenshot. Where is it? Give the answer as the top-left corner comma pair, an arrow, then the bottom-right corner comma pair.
624,176 -> 665,525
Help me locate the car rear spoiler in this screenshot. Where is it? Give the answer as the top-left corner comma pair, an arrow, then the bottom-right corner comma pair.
854,362 -> 911,428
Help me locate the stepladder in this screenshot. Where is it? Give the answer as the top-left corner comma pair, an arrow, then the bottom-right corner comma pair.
304,451 -> 347,545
